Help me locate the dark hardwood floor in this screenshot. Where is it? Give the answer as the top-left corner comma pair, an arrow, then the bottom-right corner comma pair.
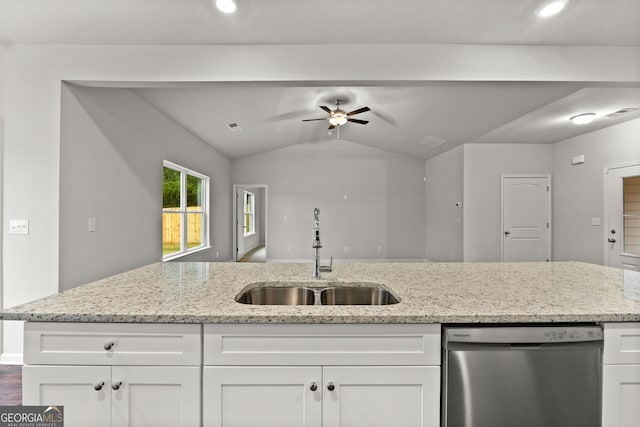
0,365 -> 22,405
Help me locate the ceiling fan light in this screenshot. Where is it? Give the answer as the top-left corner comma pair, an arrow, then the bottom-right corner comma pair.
329,115 -> 348,126
215,0 -> 237,13
538,1 -> 567,17
570,113 -> 596,125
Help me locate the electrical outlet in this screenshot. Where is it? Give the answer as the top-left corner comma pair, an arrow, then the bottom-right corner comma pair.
88,218 -> 97,232
9,219 -> 29,235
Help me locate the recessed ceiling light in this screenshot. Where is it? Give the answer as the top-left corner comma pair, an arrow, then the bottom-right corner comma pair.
216,0 -> 237,14
570,113 -> 596,125
538,1 -> 567,17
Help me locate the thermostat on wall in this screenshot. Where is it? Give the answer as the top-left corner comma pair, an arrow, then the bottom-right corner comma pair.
571,155 -> 585,165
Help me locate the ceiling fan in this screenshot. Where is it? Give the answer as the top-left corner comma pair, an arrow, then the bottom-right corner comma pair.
302,99 -> 371,130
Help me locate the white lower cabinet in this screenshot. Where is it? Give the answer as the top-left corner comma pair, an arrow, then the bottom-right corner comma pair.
203,324 -> 441,427
204,366 -> 322,427
602,365 -> 640,427
203,366 -> 439,427
23,365 -> 201,427
23,365 -> 111,427
322,366 -> 440,427
602,322 -> 640,427
22,323 -> 202,427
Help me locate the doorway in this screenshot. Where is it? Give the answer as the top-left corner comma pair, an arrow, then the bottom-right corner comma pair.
605,161 -> 640,270
232,185 -> 268,262
501,174 -> 551,262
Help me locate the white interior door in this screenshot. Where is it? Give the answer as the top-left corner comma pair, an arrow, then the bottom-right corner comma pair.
605,163 -> 640,270
501,175 -> 551,262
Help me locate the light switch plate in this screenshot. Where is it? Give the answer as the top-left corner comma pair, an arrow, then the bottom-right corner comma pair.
9,219 -> 29,234
592,217 -> 601,226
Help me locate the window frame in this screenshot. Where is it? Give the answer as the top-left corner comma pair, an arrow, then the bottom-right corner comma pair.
243,190 -> 256,237
162,160 -> 210,261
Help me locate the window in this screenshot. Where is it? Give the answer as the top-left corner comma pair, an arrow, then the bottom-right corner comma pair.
162,161 -> 209,260
244,191 -> 255,237
623,175 -> 640,255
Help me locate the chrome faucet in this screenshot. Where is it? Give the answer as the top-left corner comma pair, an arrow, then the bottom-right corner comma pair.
312,207 -> 332,279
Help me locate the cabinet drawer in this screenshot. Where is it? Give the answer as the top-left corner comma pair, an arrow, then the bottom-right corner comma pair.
24,322 -> 201,366
204,324 -> 440,366
604,323 -> 640,365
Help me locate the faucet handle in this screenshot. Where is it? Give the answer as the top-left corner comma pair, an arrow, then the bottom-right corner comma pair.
320,256 -> 333,272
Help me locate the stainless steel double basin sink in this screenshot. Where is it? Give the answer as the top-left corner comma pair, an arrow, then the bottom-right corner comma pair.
236,282 -> 399,306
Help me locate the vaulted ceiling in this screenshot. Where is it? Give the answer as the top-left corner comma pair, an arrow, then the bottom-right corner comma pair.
3,0 -> 640,160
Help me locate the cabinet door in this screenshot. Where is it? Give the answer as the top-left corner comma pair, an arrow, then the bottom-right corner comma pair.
602,364 -> 640,427
203,366 -> 322,427
322,366 -> 440,427
22,365 -> 111,427
111,366 -> 200,427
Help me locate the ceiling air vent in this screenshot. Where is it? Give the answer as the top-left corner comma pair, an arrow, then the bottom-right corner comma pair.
226,122 -> 242,132
604,108 -> 639,119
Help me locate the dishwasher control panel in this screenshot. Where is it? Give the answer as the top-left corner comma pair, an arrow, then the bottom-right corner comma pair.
445,325 -> 603,344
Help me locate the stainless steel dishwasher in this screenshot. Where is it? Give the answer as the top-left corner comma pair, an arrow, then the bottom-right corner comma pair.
442,325 -> 603,427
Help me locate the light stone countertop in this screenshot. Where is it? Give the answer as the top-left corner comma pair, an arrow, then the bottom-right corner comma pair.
1,261 -> 640,324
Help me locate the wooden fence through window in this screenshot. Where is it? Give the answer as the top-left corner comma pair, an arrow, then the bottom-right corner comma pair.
162,208 -> 203,245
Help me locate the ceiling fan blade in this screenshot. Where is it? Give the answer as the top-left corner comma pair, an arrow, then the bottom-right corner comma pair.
328,124 -> 336,130
347,118 -> 369,125
302,118 -> 328,122
319,106 -> 332,113
347,106 -> 371,116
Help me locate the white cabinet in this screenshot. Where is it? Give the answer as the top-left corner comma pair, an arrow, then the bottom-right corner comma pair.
204,366 -> 322,427
22,365 -> 111,427
203,324 -> 441,427
322,366 -> 440,427
23,323 -> 202,427
602,322 -> 640,427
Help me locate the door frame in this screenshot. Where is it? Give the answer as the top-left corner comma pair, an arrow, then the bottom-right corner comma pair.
603,160 -> 640,267
232,184 -> 268,262
500,174 -> 552,262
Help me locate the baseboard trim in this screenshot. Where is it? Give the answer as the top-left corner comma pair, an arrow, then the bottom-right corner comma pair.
0,352 -> 23,365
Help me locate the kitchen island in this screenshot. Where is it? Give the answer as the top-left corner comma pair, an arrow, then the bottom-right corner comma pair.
1,261 -> 639,427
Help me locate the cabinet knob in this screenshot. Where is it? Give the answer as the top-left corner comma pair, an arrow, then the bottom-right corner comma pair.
310,382 -> 318,391
103,341 -> 115,351
327,382 -> 335,391
111,381 -> 122,391
93,382 -> 105,391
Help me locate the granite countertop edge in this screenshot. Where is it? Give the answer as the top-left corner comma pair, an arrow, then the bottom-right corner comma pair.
1,261 -> 640,324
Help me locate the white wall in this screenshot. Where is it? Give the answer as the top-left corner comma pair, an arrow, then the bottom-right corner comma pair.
59,85 -> 231,291
232,141 -> 426,261
552,118 -> 640,264
1,43 -> 638,357
425,145 -> 464,261
463,143 -> 553,262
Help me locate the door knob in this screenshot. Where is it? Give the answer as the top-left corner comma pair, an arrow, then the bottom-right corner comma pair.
93,382 -> 105,391
504,231 -> 510,236
111,381 -> 122,391
327,382 -> 335,391
608,238 -> 616,243
103,341 -> 115,351
310,382 -> 318,391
